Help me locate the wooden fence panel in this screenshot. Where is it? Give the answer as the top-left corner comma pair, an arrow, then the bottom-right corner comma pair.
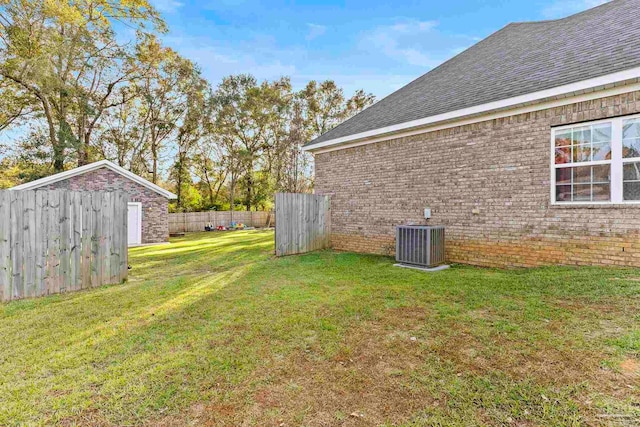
34,191 -> 45,296
70,191 -> 82,291
10,191 -> 23,299
24,190 -> 36,298
101,192 -> 110,286
44,190 -> 58,295
60,191 -> 70,294
81,192 -> 92,289
275,193 -> 330,257
168,210 -> 274,233
0,191 -> 10,301
0,190 -> 128,302
90,192 -> 100,288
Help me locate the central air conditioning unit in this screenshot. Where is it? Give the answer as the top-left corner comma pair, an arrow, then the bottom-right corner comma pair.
395,225 -> 446,269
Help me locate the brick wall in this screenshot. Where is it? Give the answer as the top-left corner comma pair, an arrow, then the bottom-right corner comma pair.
42,168 -> 169,244
314,90 -> 640,268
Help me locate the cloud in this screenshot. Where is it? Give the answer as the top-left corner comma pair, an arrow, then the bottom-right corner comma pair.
161,34 -> 298,84
152,0 -> 185,13
360,20 -> 474,69
541,0 -> 609,19
292,73 -> 416,99
306,23 -> 327,41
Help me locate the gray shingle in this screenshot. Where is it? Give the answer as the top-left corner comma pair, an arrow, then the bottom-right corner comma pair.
308,0 -> 640,146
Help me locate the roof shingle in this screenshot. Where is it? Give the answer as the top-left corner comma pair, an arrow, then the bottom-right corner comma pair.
308,0 -> 640,146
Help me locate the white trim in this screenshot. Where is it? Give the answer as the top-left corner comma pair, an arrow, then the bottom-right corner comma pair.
554,159 -> 611,168
10,160 -> 177,199
304,67 -> 640,153
551,116 -> 620,132
550,113 -> 640,206
127,202 -> 143,246
611,119 -> 624,202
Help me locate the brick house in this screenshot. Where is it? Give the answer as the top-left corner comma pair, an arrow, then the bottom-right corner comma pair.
303,0 -> 640,267
11,160 -> 177,246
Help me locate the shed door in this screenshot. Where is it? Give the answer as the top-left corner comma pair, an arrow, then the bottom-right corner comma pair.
128,202 -> 142,246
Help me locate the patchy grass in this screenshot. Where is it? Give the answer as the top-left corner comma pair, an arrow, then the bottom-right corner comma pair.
0,230 -> 639,426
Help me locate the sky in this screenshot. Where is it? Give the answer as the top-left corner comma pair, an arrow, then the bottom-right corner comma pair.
150,0 -> 609,99
0,0 -> 609,153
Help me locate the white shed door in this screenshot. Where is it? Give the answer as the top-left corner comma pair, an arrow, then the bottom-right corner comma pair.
127,202 -> 142,246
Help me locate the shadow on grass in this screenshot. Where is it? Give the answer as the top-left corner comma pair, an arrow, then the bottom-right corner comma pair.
0,230 -> 639,426
0,231 -> 277,425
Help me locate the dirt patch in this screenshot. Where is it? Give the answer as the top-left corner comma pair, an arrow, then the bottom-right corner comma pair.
59,410 -> 111,427
620,359 -> 640,377
150,304 -> 636,426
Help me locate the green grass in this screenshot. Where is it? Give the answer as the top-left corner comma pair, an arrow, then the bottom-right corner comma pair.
0,230 -> 638,426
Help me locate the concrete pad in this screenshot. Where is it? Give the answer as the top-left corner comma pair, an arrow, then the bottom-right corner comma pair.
393,263 -> 450,272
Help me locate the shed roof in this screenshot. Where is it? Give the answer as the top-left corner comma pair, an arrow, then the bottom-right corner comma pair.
10,160 -> 178,199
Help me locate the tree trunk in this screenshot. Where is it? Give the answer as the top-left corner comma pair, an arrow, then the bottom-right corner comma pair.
202,167 -> 215,206
245,173 -> 252,212
78,134 -> 90,166
213,176 -> 226,207
151,143 -> 158,184
176,162 -> 183,212
53,143 -> 65,173
230,173 -> 236,224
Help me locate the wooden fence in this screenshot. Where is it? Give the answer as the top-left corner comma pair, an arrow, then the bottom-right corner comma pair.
275,193 -> 330,257
169,210 -> 274,233
0,190 -> 128,302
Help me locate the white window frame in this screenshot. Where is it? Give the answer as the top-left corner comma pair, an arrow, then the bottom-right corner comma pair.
550,113 -> 640,205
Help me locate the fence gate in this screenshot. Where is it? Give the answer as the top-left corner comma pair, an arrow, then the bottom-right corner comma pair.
0,190 -> 129,302
275,193 -> 330,257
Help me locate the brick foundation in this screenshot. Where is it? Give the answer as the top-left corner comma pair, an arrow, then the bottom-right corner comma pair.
315,89 -> 640,268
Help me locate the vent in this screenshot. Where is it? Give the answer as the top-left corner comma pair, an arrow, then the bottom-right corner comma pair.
395,225 -> 445,267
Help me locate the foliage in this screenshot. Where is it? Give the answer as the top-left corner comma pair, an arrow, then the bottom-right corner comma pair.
0,1 -> 374,207
0,231 -> 638,425
0,0 -> 165,170
209,75 -> 373,212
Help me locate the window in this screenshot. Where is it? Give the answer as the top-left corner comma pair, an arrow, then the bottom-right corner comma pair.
553,122 -> 611,203
552,115 -> 640,204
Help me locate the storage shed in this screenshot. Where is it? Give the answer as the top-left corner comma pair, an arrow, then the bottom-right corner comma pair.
11,160 -> 177,246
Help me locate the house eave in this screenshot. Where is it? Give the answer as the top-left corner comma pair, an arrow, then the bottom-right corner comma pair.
303,66 -> 640,154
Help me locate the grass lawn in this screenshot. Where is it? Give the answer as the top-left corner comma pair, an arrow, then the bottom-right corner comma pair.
0,230 -> 639,426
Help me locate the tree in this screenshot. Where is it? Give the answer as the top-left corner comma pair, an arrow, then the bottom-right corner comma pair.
192,141 -> 228,210
211,75 -> 292,211
133,34 -> 199,184
96,34 -> 211,193
269,96 -> 311,193
97,92 -> 147,171
0,78 -> 36,132
170,66 -> 211,211
207,75 -> 374,212
0,0 -> 165,171
299,80 -> 375,138
267,80 -> 375,194
1,12 -> 375,210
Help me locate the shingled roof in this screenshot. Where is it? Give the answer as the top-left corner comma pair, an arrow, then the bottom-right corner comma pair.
306,0 -> 640,148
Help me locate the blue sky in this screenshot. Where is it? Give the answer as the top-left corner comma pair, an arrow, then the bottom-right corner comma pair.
151,0 -> 608,99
